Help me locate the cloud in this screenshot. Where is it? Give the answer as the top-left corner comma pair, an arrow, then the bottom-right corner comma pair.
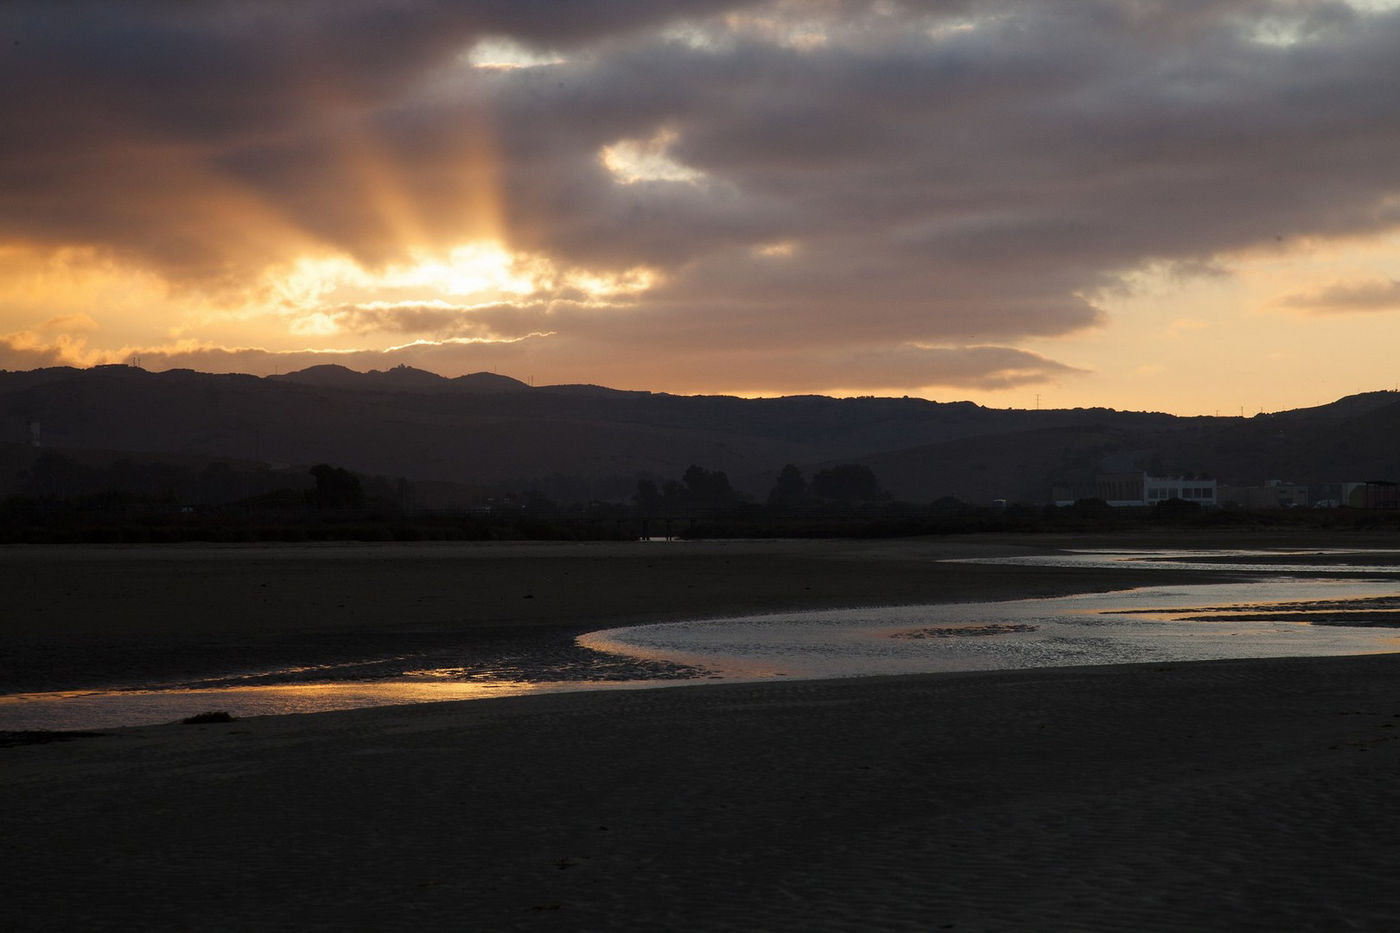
0,329 -> 104,369
1276,279 -> 1400,314
40,314 -> 101,335
2,1 -> 1399,395
0,0 -> 746,278
321,301 -> 530,338
1166,318 -> 1211,336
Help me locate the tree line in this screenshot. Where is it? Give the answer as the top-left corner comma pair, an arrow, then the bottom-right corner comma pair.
7,453 -> 1398,543
633,462 -> 889,515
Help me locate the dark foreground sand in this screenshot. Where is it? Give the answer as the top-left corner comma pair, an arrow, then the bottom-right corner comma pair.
7,657 -> 1400,931
5,533 -> 1400,930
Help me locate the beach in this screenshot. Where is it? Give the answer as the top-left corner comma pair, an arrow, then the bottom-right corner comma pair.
5,534 -> 1400,930
0,535 -> 1227,697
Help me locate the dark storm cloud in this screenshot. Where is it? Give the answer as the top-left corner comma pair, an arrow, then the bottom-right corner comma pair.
3,1 -> 1400,390
476,0 -> 1400,347
0,0 -> 747,274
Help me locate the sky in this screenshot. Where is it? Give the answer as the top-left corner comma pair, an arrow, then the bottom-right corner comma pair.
2,0 -> 1399,416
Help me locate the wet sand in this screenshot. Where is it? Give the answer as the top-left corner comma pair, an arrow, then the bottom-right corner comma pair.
7,656 -> 1400,931
5,533 -> 1400,930
0,535 -> 1230,695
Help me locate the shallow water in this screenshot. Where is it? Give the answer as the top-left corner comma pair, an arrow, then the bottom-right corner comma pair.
5,548 -> 1399,731
948,547 -> 1400,575
578,577 -> 1400,680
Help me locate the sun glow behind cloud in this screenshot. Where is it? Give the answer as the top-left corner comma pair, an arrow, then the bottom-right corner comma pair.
378,244 -> 540,297
267,242 -> 661,340
0,233 -> 665,366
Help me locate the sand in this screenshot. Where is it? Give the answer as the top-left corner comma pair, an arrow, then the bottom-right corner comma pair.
0,535 -> 1226,694
5,533 -> 1400,930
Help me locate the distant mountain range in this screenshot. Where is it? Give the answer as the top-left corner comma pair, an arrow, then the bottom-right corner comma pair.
2,364 -> 1398,505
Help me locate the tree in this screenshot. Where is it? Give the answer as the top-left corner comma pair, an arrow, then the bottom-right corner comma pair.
681,465 -> 734,503
22,452 -> 97,498
633,477 -> 661,513
810,464 -> 885,503
309,464 -> 364,510
767,464 -> 808,508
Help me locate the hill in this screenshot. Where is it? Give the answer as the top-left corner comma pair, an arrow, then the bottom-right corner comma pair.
1,365 -> 1397,504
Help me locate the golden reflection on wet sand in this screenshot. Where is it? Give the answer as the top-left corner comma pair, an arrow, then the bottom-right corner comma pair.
0,680 -> 547,731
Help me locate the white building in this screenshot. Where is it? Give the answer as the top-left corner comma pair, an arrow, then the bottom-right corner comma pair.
1143,475 -> 1217,506
1066,472 -> 1216,507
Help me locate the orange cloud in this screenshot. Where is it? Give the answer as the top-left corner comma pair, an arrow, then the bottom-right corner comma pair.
1276,279 -> 1400,314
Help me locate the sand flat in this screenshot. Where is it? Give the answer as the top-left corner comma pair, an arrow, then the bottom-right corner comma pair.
6,656 -> 1400,931
0,536 -> 1219,696
5,533 -> 1400,930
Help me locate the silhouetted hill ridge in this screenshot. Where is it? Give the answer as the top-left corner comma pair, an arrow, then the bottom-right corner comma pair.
269,364 -> 532,394
1,366 -> 1396,503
